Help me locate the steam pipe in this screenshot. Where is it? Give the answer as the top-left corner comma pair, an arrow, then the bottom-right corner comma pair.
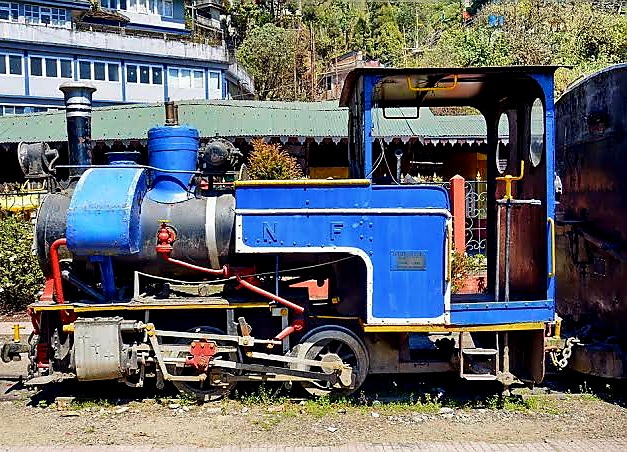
49,238 -> 66,304
59,82 -> 97,178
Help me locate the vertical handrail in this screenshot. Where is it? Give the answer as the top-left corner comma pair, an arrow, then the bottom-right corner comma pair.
547,217 -> 556,277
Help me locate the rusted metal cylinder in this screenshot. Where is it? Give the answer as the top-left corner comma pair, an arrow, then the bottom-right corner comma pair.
59,82 -> 97,178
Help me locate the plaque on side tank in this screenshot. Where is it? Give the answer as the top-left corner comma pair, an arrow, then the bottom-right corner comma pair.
390,250 -> 427,271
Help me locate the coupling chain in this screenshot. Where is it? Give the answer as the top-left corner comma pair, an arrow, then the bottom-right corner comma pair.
550,336 -> 580,369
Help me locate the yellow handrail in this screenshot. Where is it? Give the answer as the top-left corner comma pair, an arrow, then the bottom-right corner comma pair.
547,217 -> 556,277
407,74 -> 458,92
496,161 -> 525,200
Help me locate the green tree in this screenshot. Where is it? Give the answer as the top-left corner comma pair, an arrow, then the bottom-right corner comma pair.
371,3 -> 406,66
237,23 -> 310,100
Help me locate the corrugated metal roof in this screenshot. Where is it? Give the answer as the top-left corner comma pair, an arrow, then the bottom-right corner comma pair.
0,100 -> 491,144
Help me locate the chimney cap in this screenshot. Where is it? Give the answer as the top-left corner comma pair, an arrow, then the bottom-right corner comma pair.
59,81 -> 97,94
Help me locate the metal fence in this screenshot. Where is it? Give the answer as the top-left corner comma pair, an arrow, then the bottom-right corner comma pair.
0,190 -> 46,216
465,180 -> 487,256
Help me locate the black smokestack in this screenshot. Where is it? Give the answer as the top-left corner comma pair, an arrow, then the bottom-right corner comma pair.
59,82 -> 97,178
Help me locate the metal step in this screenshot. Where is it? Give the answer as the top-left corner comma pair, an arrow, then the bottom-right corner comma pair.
461,374 -> 498,381
462,348 -> 498,356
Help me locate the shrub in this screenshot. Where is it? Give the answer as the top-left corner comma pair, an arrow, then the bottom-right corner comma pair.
247,139 -> 303,180
0,214 -> 44,313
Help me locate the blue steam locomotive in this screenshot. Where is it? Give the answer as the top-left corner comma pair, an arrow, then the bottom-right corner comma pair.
5,67 -> 561,400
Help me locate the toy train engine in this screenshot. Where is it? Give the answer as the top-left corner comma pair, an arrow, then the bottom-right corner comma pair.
4,68 -> 561,399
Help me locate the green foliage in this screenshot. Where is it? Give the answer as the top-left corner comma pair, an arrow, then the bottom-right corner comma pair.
451,251 -> 486,294
247,139 -> 303,180
0,214 -> 44,313
420,0 -> 627,94
237,23 -> 304,100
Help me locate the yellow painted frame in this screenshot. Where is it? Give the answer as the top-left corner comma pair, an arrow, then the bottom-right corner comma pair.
234,179 -> 371,188
360,321 -> 546,333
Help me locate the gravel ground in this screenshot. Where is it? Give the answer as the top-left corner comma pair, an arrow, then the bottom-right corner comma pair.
0,389 -> 624,447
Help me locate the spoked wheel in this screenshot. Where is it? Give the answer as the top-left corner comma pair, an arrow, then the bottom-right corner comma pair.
293,326 -> 369,397
172,326 -> 241,402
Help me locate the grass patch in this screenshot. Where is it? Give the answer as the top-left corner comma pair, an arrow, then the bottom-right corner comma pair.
70,398 -> 114,411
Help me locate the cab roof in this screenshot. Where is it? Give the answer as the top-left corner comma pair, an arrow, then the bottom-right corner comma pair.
339,66 -> 560,109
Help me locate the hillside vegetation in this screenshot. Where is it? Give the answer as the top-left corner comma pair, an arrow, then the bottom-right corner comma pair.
228,0 -> 627,99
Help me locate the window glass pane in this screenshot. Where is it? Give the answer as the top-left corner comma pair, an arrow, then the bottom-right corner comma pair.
139,65 -> 150,84
209,72 -> 220,89
14,106 -> 24,115
40,7 -> 50,24
0,56 -> 5,74
108,63 -> 119,81
193,70 -> 204,89
60,59 -> 72,78
10,3 -> 17,21
180,69 -> 191,88
168,68 -> 177,87
127,65 -> 137,83
94,62 -> 106,81
0,3 -> 10,21
100,0 -> 107,7
79,61 -> 91,79
120,0 -> 127,9
45,59 -> 57,77
30,57 -> 42,76
149,0 -> 155,14
9,55 -> 21,75
152,67 -> 162,85
164,0 -> 173,16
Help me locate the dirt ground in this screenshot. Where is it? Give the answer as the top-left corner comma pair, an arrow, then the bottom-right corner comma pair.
0,380 -> 625,447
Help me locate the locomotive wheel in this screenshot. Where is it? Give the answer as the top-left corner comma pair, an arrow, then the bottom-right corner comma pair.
293,325 -> 369,397
172,326 -> 241,402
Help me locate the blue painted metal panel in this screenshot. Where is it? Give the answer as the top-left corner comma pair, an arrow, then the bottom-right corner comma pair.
236,184 -> 450,210
236,184 -> 449,321
66,167 -> 148,255
450,300 -> 554,325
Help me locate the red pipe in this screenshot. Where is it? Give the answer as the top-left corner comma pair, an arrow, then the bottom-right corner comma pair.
163,255 -> 228,276
49,238 -> 66,304
236,276 -> 305,314
275,319 -> 305,341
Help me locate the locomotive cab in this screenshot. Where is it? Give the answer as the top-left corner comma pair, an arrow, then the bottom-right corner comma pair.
8,67 -> 560,399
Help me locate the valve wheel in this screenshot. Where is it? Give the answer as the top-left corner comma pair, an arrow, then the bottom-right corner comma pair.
172,326 -> 241,402
292,325 -> 369,397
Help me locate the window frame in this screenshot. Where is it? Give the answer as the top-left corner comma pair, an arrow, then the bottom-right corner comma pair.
5,53 -> 22,76
29,56 -> 43,77
127,63 -> 163,85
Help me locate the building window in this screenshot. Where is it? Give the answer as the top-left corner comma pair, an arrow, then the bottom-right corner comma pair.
127,63 -> 162,84
79,61 -> 91,80
51,8 -> 67,26
108,63 -> 119,82
193,70 -> 204,89
167,67 -> 207,89
0,56 -> 5,74
45,58 -> 57,77
94,62 -> 106,81
152,67 -> 163,85
0,2 -> 18,22
209,71 -> 220,89
60,59 -> 72,78
8,55 -> 21,75
40,7 -> 51,24
0,105 -> 48,116
139,65 -> 150,84
30,56 -> 43,76
127,64 -> 137,83
24,4 -> 39,23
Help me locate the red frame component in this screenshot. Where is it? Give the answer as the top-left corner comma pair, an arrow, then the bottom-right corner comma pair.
186,340 -> 217,371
